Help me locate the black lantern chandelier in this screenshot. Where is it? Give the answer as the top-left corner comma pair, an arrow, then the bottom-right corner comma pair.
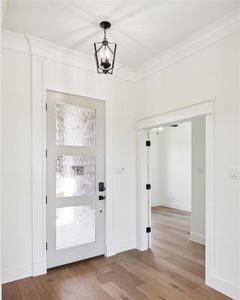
94,21 -> 117,74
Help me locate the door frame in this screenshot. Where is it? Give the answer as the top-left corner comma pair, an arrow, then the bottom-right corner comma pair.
136,100 -> 214,286
30,53 -> 114,276
32,87 -> 112,276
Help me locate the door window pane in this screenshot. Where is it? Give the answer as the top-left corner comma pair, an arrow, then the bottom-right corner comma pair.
56,103 -> 95,147
56,155 -> 95,197
56,205 -> 95,249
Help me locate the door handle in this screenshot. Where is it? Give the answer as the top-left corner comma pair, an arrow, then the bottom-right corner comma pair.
99,195 -> 106,200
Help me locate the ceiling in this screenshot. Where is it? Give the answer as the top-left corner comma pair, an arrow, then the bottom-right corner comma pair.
3,0 -> 240,69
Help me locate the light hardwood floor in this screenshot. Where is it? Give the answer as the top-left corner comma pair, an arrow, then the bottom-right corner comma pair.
3,206 -> 231,299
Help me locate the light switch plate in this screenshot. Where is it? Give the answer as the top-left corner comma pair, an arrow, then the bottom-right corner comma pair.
116,167 -> 125,175
229,168 -> 240,180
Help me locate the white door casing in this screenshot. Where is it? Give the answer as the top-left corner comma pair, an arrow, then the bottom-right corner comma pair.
136,100 -> 214,289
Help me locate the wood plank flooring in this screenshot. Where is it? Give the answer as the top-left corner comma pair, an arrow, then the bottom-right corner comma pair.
3,206 -> 231,300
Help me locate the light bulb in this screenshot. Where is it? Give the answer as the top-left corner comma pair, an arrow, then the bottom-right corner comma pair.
152,127 -> 164,134
100,46 -> 111,70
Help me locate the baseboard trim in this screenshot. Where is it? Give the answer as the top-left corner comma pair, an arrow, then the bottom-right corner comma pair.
155,203 -> 191,212
106,240 -> 136,257
151,203 -> 164,207
33,258 -> 47,277
3,241 -> 136,283
206,273 -> 240,299
2,264 -> 32,284
190,232 -> 205,245
3,259 -> 47,283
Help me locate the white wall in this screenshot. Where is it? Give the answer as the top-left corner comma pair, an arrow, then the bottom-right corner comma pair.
1,0 -> 8,25
2,48 -> 32,282
1,20 -> 240,299
136,32 -> 240,297
190,117 -> 206,245
1,32 -> 136,282
150,122 -> 191,211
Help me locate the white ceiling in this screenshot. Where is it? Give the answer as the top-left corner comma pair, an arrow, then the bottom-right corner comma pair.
3,0 -> 240,69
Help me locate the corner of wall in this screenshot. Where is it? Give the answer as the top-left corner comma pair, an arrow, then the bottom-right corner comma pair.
206,274 -> 240,300
190,232 -> 205,245
2,265 -> 32,284
106,240 -> 136,257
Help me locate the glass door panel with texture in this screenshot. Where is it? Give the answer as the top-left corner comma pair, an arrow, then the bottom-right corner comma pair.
47,91 -> 105,268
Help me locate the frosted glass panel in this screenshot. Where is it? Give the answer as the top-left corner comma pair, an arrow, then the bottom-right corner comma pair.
56,205 -> 95,249
56,155 -> 95,198
56,103 -> 95,147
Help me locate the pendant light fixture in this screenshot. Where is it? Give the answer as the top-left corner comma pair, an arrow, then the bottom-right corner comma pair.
94,21 -> 117,74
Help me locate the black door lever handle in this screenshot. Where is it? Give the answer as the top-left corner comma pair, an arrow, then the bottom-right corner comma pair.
99,195 -> 106,200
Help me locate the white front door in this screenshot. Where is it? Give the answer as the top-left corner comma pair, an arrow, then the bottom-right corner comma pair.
46,91 -> 105,268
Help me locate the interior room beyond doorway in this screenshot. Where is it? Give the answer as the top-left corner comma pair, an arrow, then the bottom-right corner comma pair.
149,118 -> 206,246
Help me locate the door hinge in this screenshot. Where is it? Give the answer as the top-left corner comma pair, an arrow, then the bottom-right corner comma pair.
46,242 -> 48,251
146,227 -> 151,233
146,140 -> 151,147
146,184 -> 151,190
45,149 -> 47,158
45,196 -> 47,204
45,102 -> 47,111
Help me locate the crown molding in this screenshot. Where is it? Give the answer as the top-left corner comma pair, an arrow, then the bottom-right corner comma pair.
2,29 -> 135,82
135,9 -> 240,81
2,8 -> 240,83
2,29 -> 30,54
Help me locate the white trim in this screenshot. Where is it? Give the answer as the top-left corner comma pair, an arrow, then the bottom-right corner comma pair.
29,45 -> 48,277
32,258 -> 47,277
190,232 -> 205,245
150,203 -> 163,208
136,130 -> 149,251
2,264 -> 32,284
136,101 -> 218,295
137,100 -> 213,130
155,203 -> 191,212
207,275 -> 239,300
103,87 -> 114,259
135,9 -> 240,81
205,113 -> 215,283
2,30 -> 29,55
106,240 -> 136,257
2,30 -> 135,83
2,8 -> 240,83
